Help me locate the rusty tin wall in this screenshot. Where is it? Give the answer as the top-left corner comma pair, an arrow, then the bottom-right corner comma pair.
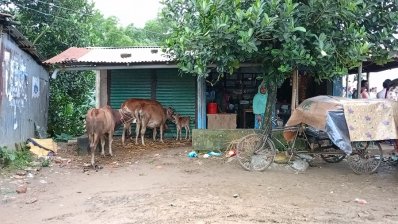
0,33 -> 49,149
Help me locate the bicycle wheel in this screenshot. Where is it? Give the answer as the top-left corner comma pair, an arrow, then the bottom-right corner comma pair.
236,133 -> 276,171
347,141 -> 383,174
321,154 -> 346,163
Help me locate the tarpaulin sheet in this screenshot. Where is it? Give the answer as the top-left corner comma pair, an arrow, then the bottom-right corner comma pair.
284,95 -> 398,154
27,138 -> 58,157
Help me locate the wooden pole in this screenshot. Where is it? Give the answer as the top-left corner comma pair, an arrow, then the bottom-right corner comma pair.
345,74 -> 349,98
357,63 -> 362,99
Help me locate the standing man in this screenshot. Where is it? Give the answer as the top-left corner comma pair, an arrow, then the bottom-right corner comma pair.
253,81 -> 268,129
376,79 -> 391,99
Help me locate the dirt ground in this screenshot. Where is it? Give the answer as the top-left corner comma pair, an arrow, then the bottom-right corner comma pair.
1,137 -> 398,224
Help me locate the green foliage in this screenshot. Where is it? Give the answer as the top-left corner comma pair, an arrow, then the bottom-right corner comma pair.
48,71 -> 95,136
54,133 -> 75,142
41,159 -> 50,167
161,0 -> 398,130
2,0 -> 166,137
0,147 -> 16,167
0,145 -> 33,169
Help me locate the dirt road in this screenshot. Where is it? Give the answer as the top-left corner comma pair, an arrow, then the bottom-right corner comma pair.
1,139 -> 398,224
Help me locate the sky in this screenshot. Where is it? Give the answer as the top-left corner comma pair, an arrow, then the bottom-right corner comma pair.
91,0 -> 162,27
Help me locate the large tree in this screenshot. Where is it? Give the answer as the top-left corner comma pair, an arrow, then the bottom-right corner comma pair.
2,0 -> 101,137
161,0 -> 398,129
2,0 -> 167,137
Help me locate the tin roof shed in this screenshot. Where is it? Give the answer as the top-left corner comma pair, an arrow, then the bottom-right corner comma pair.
44,46 -> 173,67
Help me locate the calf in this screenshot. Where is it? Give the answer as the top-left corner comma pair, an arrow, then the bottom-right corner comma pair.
85,105 -> 127,168
172,114 -> 191,140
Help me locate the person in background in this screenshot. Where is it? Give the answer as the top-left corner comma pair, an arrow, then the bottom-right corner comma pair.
360,80 -> 369,99
369,87 -> 377,99
347,86 -> 353,98
352,88 -> 357,98
253,81 -> 268,129
376,79 -> 391,99
386,78 -> 398,152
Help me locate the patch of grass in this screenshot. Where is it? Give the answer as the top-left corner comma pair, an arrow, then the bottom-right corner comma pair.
0,144 -> 33,170
41,158 -> 50,167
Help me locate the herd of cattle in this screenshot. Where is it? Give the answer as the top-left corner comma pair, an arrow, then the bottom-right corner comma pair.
85,98 -> 191,167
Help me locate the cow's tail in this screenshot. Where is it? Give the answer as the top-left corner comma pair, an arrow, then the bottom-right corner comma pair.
86,109 -> 100,136
90,108 -> 100,117
90,133 -> 99,149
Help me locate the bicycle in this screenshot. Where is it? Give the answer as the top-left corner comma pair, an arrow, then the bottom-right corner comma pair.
236,124 -> 383,174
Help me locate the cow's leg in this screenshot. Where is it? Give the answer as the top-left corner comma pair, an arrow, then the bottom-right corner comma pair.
122,122 -> 130,146
108,131 -> 113,157
185,126 -> 188,139
153,128 -> 157,141
140,123 -> 147,146
91,133 -> 99,168
100,135 -> 106,157
159,124 -> 164,143
135,122 -> 141,145
187,126 -> 191,139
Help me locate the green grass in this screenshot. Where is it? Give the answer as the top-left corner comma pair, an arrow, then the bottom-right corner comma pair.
0,144 -> 34,170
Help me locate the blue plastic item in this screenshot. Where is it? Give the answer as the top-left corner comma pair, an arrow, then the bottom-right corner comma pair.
208,151 -> 222,157
188,151 -> 198,158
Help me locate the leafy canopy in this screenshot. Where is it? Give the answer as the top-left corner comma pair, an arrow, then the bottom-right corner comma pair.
161,0 -> 398,86
2,0 -> 167,137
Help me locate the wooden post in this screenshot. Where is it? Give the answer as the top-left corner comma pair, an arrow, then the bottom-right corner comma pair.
95,69 -> 108,108
357,63 -> 362,99
197,76 -> 206,129
345,75 -> 349,98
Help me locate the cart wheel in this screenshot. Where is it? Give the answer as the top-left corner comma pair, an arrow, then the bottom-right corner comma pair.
321,154 -> 346,163
317,142 -> 346,163
347,141 -> 383,174
236,134 -> 276,171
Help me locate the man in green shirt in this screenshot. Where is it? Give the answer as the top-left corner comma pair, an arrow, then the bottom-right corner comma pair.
253,82 -> 268,129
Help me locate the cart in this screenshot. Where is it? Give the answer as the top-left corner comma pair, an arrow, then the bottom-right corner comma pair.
236,95 -> 398,174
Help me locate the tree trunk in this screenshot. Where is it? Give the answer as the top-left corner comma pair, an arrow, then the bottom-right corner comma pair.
261,81 -> 277,133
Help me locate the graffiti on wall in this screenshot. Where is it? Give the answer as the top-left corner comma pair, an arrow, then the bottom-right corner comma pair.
32,76 -> 40,98
4,49 -> 29,129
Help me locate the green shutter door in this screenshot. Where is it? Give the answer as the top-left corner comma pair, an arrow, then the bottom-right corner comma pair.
109,69 -> 152,108
156,69 -> 196,138
109,69 -> 152,135
109,69 -> 196,139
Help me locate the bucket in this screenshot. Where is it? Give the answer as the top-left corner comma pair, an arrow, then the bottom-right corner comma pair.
207,102 -> 218,114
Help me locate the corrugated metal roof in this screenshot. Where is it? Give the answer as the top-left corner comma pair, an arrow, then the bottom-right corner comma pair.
0,13 -> 44,64
44,47 -> 173,65
44,47 -> 90,64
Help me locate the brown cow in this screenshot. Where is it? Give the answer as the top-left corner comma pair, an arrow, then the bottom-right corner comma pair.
85,105 -> 129,168
120,99 -> 161,145
121,98 -> 174,146
172,114 -> 191,140
135,103 -> 174,145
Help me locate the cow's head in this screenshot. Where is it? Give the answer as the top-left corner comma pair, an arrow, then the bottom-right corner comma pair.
165,107 -> 175,120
